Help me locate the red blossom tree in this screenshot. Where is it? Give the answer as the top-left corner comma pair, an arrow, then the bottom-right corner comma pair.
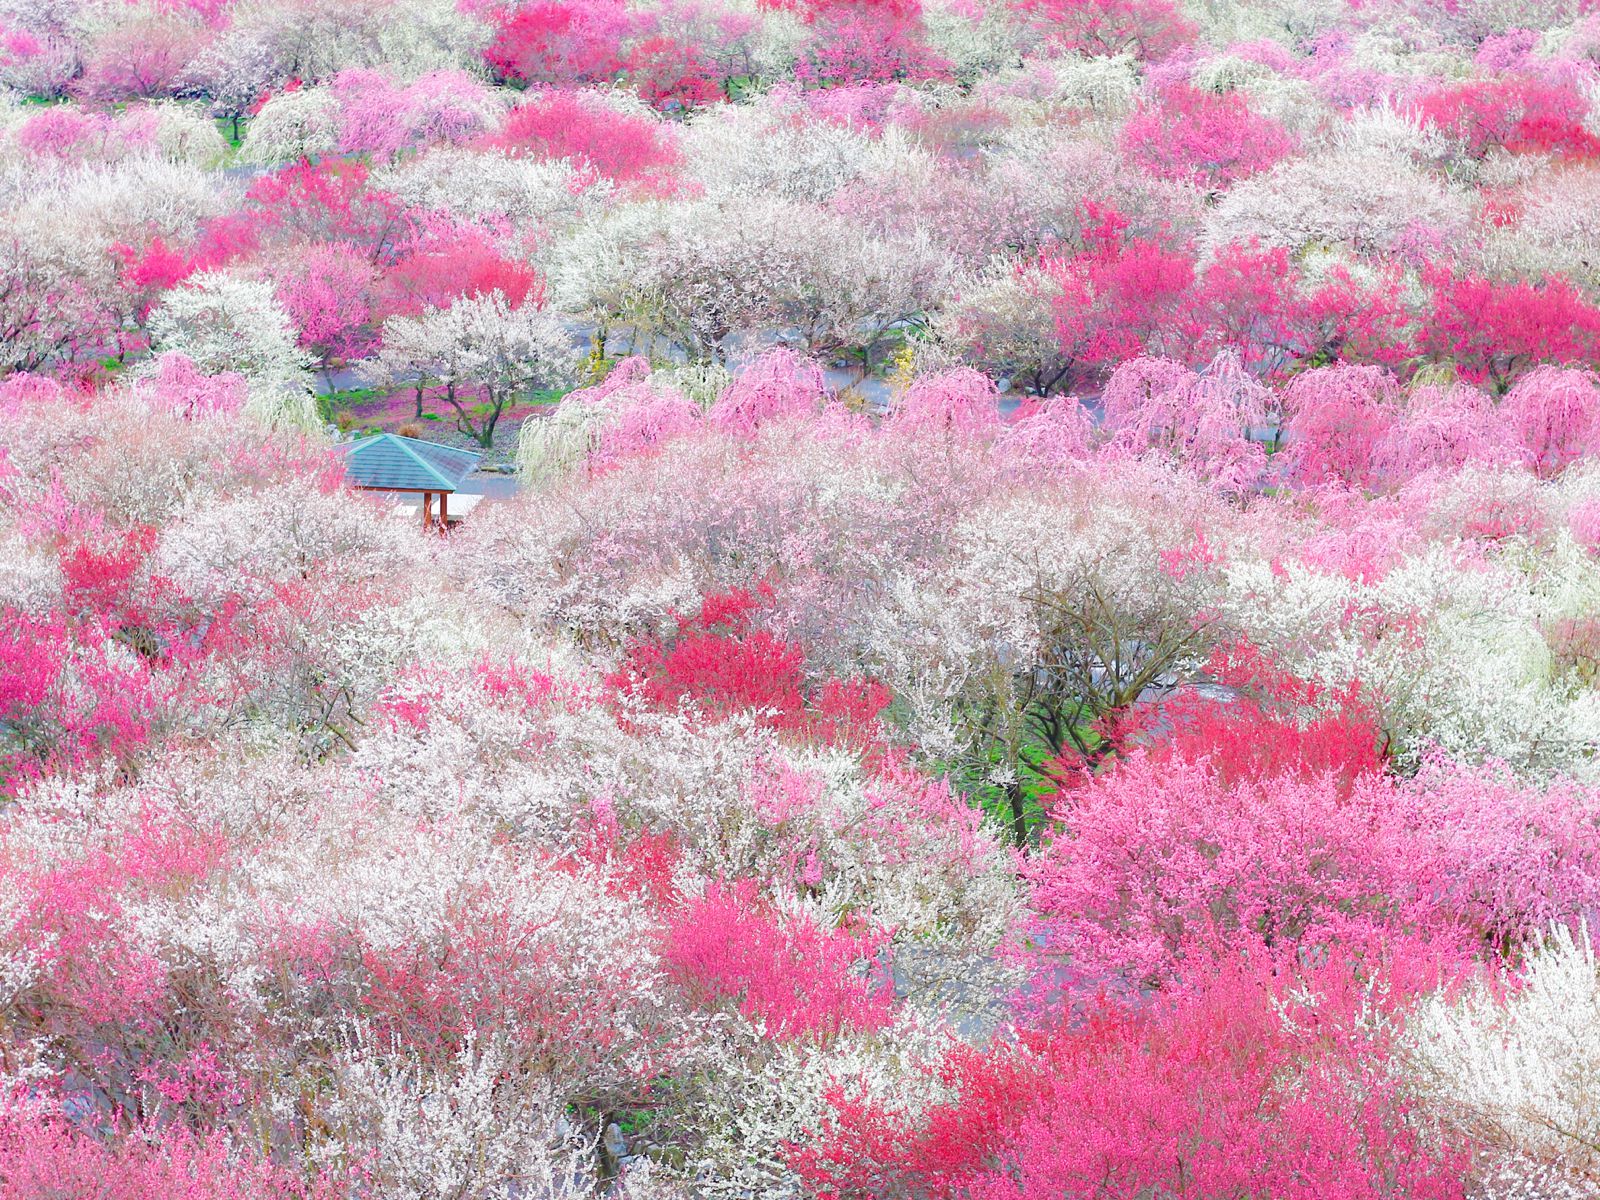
1121,83 -> 1297,192
606,586 -> 890,748
380,227 -> 545,318
1194,242 -> 1416,380
791,960 -> 1469,1200
1044,205 -> 1196,388
1415,77 -> 1600,160
484,0 -> 633,87
1121,640 -> 1388,792
1424,268 -> 1600,393
662,879 -> 891,1041
624,35 -> 726,108
236,159 -> 417,265
794,10 -> 951,88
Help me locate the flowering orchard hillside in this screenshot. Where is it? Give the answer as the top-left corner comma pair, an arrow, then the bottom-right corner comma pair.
7,0 -> 1600,1198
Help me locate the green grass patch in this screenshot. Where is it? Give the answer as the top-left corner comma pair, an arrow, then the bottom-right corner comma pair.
322,385 -> 383,408
214,116 -> 245,150
941,739 -> 1059,847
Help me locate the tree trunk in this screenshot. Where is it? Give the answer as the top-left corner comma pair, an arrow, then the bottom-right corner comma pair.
1006,779 -> 1029,851
476,387 -> 506,448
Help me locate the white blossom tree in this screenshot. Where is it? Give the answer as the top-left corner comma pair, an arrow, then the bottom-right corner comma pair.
1408,923 -> 1600,1196
239,83 -> 339,164
145,270 -> 319,429
365,293 -> 578,447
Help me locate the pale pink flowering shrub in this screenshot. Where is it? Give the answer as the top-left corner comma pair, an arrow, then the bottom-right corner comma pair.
331,68 -> 504,159
592,385 -> 703,468
1281,364 -> 1403,489
708,348 -> 829,436
1568,496 -> 1600,555
568,353 -> 654,403
0,23 -> 75,96
1294,487 -> 1421,583
1501,365 -> 1600,478
1403,465 -> 1554,545
1100,352 -> 1269,491
992,398 -> 1096,477
797,81 -> 899,131
885,368 -> 1001,439
564,357 -> 705,469
133,354 -> 248,419
1372,382 -> 1517,483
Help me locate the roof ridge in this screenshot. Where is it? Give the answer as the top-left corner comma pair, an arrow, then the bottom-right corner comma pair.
390,436 -> 458,490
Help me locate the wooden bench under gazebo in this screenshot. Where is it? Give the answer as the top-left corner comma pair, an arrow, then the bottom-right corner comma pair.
337,433 -> 484,530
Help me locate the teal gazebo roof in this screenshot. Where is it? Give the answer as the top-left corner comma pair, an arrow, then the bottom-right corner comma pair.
338,433 -> 482,493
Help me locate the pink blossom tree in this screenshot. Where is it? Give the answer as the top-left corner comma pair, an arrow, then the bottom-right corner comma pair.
1100,350 -> 1270,491
708,347 -> 830,436
475,89 -> 682,190
1015,0 -> 1197,59
277,242 -> 379,384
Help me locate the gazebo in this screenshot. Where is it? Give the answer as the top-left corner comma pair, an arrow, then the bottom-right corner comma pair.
337,433 -> 483,530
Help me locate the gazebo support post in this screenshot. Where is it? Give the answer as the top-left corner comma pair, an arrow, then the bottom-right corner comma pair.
439,492 -> 449,532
